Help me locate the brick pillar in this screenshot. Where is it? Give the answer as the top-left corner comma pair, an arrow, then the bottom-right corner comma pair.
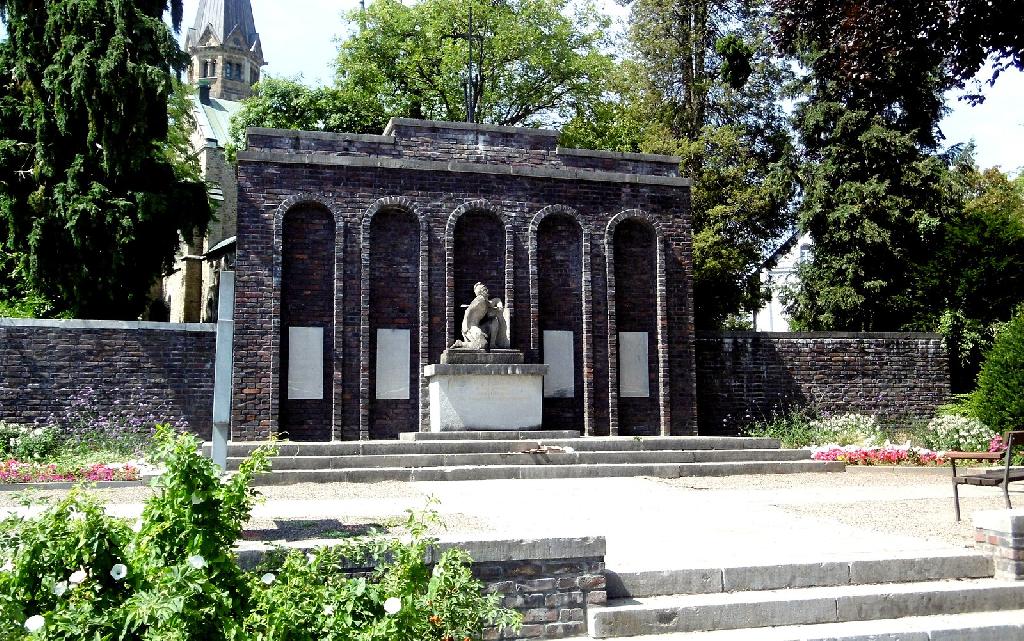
974,510 -> 1024,580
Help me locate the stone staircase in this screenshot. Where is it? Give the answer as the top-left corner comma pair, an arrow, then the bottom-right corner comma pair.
211,431 -> 843,484
587,552 -> 1024,640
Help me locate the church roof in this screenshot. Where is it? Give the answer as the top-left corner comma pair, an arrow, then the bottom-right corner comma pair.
185,0 -> 259,50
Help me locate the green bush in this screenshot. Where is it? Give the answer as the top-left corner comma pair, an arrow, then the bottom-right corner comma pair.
0,422 -> 59,461
924,415 -> 998,451
0,426 -> 520,640
744,410 -> 884,448
743,408 -> 818,448
971,309 -> 1024,434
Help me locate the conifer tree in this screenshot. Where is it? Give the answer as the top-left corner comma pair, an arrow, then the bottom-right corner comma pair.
0,0 -> 210,319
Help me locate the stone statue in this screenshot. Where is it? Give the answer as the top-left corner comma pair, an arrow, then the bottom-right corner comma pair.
450,282 -> 510,350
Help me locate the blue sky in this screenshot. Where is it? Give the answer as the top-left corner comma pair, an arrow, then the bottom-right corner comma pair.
4,0 -> 1022,173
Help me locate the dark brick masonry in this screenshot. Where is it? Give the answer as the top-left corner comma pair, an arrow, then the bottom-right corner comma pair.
0,319 -> 215,438
695,332 -> 951,435
233,118 -> 697,440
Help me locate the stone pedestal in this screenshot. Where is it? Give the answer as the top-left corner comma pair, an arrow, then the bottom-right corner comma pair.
424,350 -> 548,431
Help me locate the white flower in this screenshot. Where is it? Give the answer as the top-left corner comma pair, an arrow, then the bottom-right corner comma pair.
261,573 -> 275,585
110,564 -> 127,581
131,519 -> 144,533
70,510 -> 85,522
31,428 -> 43,437
1,559 -> 12,572
383,597 -> 402,615
323,604 -> 335,616
307,553 -> 317,564
24,615 -> 45,633
53,581 -> 68,597
68,569 -> 87,585
191,493 -> 204,505
187,554 -> 206,570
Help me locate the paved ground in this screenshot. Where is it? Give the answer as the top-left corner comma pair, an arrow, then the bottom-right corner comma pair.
2,466 -> 1017,570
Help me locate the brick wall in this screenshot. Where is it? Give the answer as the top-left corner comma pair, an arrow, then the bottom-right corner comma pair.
0,319 -> 215,438
695,332 -> 951,435
234,119 -> 697,440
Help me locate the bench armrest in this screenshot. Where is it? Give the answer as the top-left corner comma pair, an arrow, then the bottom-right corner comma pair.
945,451 -> 1004,461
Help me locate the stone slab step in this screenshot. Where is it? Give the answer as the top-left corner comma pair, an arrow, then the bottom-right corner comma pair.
605,552 -> 993,598
399,430 -> 580,441
587,579 -> 1024,637
585,609 -> 1024,641
234,448 -> 811,471
252,460 -> 843,484
210,436 -> 783,458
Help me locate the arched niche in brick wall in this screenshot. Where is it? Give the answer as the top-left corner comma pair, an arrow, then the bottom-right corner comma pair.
444,200 -> 513,346
279,202 -> 336,441
359,197 -> 430,440
528,205 -> 593,435
605,210 -> 671,437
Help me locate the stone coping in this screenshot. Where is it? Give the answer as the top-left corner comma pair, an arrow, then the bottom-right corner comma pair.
236,150 -> 692,187
423,363 -> 550,377
246,126 -> 395,144
974,509 -> 1024,533
555,145 -> 682,165
0,480 -> 144,492
0,318 -> 215,332
383,117 -> 561,138
697,330 -> 944,340
235,535 -> 605,569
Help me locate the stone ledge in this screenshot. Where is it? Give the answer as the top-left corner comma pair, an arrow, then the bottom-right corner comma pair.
697,330 -> 944,340
383,117 -> 561,138
974,508 -> 1024,535
424,364 -> 550,377
236,150 -> 693,187
0,318 -> 216,332
556,145 -> 682,165
245,127 -> 395,144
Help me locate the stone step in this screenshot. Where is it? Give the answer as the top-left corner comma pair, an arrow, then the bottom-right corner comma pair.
232,448 -> 811,471
605,552 -> 993,598
209,436 -> 783,458
252,460 -> 843,484
584,609 -> 1024,641
398,430 -> 580,441
586,579 -> 1024,638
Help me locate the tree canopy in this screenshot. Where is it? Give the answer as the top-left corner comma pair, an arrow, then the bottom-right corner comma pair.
0,0 -> 210,319
335,0 -> 614,127
563,0 -> 797,328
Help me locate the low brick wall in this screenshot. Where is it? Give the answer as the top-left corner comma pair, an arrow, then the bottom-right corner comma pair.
238,535 -> 607,640
974,510 -> 1024,580
0,318 -> 216,438
695,331 -> 950,435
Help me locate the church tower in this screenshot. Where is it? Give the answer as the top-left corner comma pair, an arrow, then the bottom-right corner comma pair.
184,0 -> 266,101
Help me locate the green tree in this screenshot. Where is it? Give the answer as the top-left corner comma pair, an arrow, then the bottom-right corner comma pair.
227,76 -> 389,156
970,308 -> 1024,434
335,0 -> 613,126
0,0 -> 210,319
563,0 -> 797,328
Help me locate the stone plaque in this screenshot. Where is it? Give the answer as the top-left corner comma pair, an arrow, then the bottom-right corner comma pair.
287,326 -> 324,400
543,330 -> 575,398
375,328 -> 411,399
618,331 -> 650,398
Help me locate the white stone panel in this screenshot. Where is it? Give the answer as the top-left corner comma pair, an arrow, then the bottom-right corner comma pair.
375,328 -> 411,399
619,331 -> 650,398
287,326 -> 323,400
424,364 -> 548,431
543,330 -> 575,398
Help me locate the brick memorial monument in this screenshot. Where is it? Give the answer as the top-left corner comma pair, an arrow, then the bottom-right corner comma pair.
231,118 -> 696,441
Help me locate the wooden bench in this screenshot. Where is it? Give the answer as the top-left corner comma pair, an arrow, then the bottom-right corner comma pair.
948,430 -> 1024,521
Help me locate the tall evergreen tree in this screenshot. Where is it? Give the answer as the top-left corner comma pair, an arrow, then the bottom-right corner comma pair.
0,0 -> 210,319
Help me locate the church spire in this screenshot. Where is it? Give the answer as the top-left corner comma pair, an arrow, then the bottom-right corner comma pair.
184,0 -> 266,101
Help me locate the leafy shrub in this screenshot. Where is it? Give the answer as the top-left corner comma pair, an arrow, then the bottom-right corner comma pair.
743,407 -> 818,448
808,413 -> 882,446
0,426 -> 520,640
971,309 -> 1024,434
0,422 -> 59,461
925,415 -> 999,452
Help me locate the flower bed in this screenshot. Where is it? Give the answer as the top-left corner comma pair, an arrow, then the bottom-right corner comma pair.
810,443 -> 945,465
0,460 -> 139,483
